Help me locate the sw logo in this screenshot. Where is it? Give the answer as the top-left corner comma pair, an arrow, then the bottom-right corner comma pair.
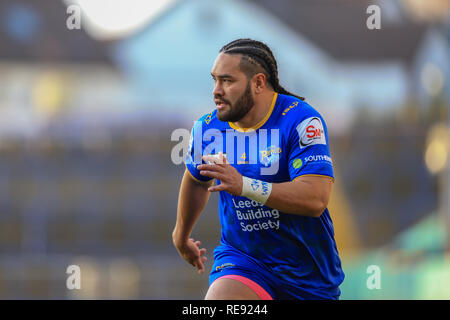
306,124 -> 322,139
296,117 -> 326,149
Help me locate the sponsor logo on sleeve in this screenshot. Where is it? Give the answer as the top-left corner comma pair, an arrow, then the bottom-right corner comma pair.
304,154 -> 333,165
292,158 -> 303,169
291,155 -> 332,171
296,117 -> 326,149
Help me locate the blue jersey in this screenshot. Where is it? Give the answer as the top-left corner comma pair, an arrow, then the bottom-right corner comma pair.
186,93 -> 344,298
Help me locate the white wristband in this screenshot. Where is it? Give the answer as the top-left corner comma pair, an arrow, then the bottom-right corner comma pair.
240,176 -> 273,205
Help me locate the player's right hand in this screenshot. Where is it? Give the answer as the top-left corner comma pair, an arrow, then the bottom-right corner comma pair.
174,237 -> 207,275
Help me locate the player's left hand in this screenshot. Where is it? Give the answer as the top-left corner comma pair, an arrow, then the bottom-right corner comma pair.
198,152 -> 243,195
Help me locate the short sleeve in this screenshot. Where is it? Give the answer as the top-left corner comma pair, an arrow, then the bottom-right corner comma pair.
185,119 -> 213,182
287,111 -> 334,181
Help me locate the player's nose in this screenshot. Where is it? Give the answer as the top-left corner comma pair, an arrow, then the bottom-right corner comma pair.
213,82 -> 224,97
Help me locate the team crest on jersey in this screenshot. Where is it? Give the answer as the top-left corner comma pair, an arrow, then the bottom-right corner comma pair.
296,117 -> 326,149
260,145 -> 281,166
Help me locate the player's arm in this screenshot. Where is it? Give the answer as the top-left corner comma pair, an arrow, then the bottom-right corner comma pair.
172,169 -> 214,274
198,153 -> 332,218
264,175 -> 332,217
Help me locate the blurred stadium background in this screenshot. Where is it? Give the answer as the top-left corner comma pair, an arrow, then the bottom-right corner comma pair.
0,0 -> 448,299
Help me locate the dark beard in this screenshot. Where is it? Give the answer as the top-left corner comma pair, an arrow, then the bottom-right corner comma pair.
216,82 -> 254,122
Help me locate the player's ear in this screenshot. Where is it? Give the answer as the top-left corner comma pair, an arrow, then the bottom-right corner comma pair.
253,73 -> 267,94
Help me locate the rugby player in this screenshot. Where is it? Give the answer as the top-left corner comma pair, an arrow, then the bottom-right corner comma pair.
172,39 -> 344,300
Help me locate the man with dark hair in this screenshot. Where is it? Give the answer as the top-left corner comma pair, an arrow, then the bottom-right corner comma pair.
172,39 -> 344,300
